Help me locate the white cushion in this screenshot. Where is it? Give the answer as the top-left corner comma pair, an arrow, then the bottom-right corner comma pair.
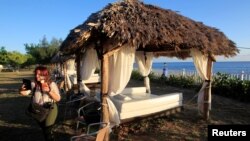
120,87 -> 146,95
111,92 -> 183,120
82,74 -> 100,84
112,94 -> 132,101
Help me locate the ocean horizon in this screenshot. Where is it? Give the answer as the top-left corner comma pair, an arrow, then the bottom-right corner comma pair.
135,61 -> 250,75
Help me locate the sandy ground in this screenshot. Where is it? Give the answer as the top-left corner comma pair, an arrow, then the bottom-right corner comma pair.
1,71 -> 250,141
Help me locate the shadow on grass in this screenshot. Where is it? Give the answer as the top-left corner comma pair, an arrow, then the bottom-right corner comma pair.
0,126 -> 44,141
0,126 -> 72,141
0,72 -> 34,92
0,83 -> 21,92
0,94 -> 73,141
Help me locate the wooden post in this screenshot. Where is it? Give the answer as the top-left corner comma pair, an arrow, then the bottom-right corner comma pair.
101,55 -> 110,141
76,53 -> 82,94
203,57 -> 213,120
63,62 -> 69,92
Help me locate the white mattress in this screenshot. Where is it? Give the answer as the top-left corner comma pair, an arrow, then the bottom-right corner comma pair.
110,87 -> 183,120
82,74 -> 100,84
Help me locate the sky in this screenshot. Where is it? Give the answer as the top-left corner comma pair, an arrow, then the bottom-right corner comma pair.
0,0 -> 249,62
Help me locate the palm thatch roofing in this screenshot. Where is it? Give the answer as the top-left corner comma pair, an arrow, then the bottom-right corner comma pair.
60,0 -> 239,59
50,52 -> 75,63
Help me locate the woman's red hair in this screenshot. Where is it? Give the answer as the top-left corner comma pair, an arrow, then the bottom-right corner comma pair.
34,66 -> 51,83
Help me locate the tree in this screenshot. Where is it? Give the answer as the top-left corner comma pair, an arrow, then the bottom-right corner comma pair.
7,51 -> 28,70
25,36 -> 62,65
24,43 -> 40,65
22,54 -> 36,68
0,46 -> 8,65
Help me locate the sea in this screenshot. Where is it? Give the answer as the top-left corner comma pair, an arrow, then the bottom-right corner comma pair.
135,61 -> 250,75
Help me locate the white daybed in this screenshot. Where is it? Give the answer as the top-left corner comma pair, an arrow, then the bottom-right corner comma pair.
110,87 -> 183,120
82,73 -> 100,84
79,74 -> 101,96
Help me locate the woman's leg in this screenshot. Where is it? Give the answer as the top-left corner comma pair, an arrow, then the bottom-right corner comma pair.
44,103 -> 58,141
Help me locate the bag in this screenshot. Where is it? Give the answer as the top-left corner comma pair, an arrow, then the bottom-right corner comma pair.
26,102 -> 52,122
25,84 -> 53,122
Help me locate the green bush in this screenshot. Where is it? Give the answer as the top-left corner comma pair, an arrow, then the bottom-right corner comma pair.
131,70 -> 199,88
131,71 -> 250,103
243,81 -> 250,101
131,70 -> 144,81
165,75 -> 198,88
212,72 -> 250,102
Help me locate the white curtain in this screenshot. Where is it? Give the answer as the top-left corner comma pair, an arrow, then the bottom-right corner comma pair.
65,59 -> 76,90
108,46 -> 135,96
66,59 -> 76,71
190,48 -> 212,114
107,45 -> 135,127
135,51 -> 154,93
79,47 -> 100,95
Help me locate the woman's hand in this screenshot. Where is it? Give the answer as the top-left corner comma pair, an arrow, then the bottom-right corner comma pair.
41,82 -> 50,93
20,84 -> 27,91
19,84 -> 31,96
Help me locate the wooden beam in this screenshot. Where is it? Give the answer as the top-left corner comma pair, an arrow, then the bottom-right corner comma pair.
103,46 -> 121,57
76,53 -> 82,94
101,54 -> 110,141
152,49 -> 190,54
63,62 -> 69,92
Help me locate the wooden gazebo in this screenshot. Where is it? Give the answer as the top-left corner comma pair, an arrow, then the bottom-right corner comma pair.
60,0 -> 239,140
51,53 -> 76,92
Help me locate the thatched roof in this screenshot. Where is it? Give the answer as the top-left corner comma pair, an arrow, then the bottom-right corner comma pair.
60,0 -> 239,59
50,52 -> 75,63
